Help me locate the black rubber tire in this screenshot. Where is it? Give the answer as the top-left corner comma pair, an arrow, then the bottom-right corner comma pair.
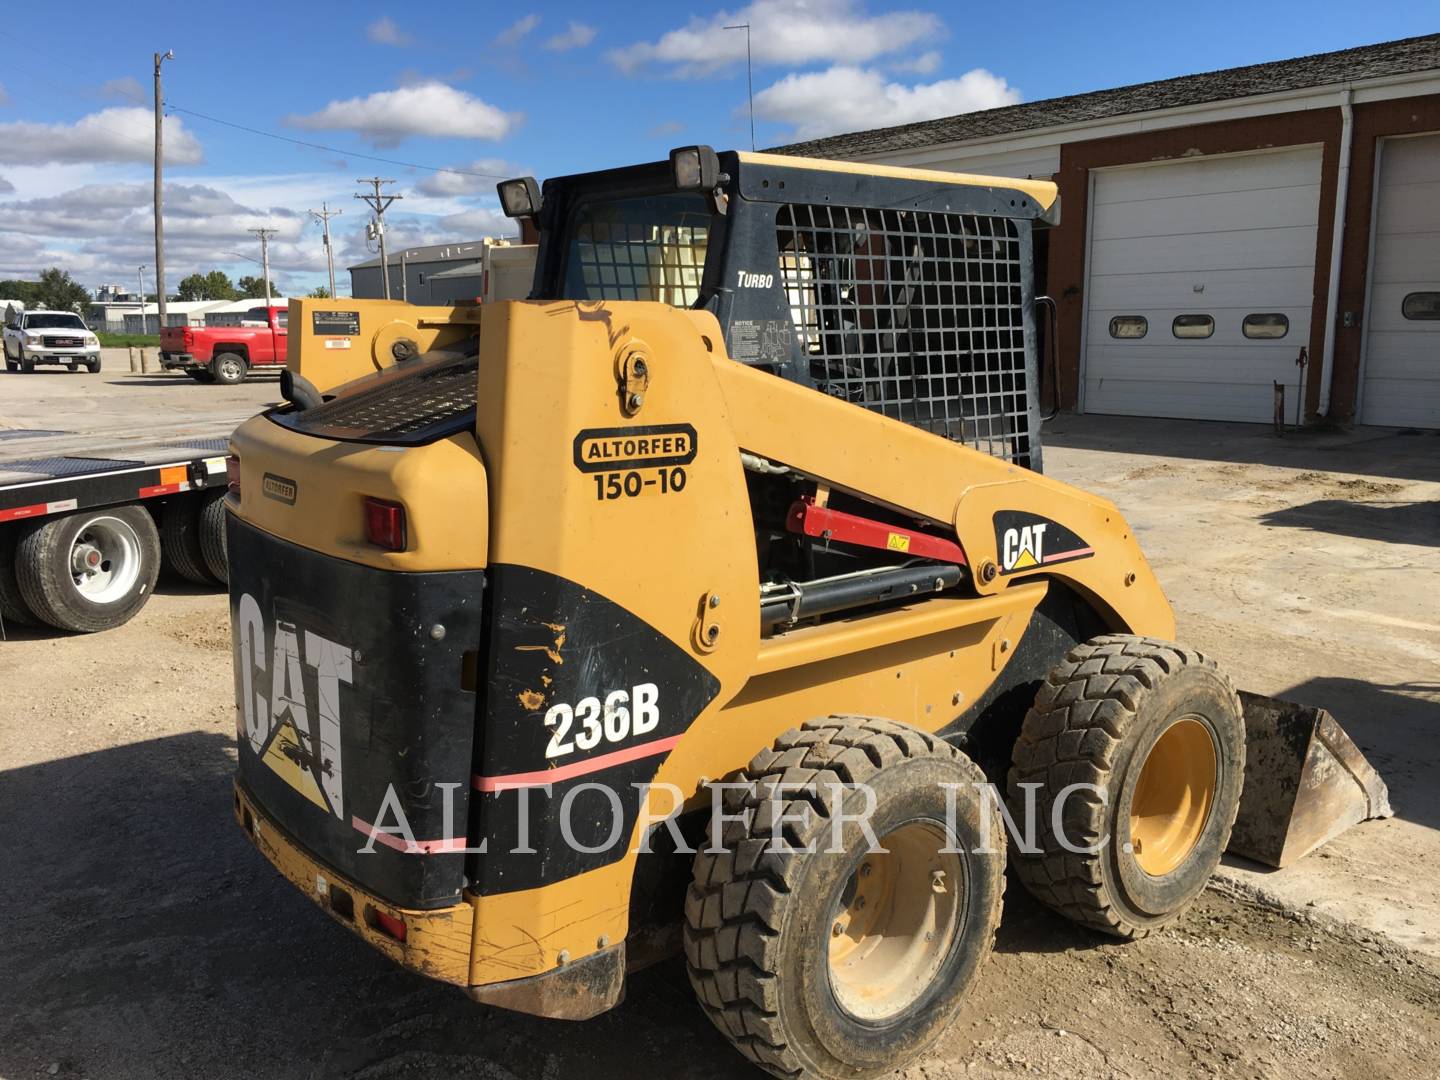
161,497 -> 217,585
15,505 -> 161,633
1007,635 -> 1245,939
0,527 -> 38,627
19,350 -> 34,373
685,716 -> 1005,1080
211,352 -> 248,385
187,369 -> 216,383
198,490 -> 229,584
86,357 -> 101,374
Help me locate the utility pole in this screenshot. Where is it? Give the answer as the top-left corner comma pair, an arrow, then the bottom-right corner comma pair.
724,23 -> 755,151
249,227 -> 278,306
355,178 -> 401,299
309,202 -> 343,298
137,265 -> 149,333
153,49 -> 174,328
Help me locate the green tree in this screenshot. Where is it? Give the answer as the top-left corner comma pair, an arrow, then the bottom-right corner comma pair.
176,270 -> 238,301
307,285 -> 332,299
0,279 -> 41,306
237,275 -> 270,299
32,268 -> 91,313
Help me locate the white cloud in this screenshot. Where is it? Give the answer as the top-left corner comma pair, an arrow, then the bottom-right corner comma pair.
415,159 -> 515,197
754,65 -> 1019,141
287,83 -> 517,147
367,16 -> 413,47
610,0 -> 941,77
891,50 -> 941,75
544,21 -> 597,52
496,14 -> 540,47
99,77 -> 146,103
0,107 -> 202,166
0,176 -> 13,195
437,207 -> 513,236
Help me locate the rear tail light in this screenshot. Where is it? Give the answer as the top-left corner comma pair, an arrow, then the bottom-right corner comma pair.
183,327 -> 195,346
226,454 -> 241,496
363,497 -> 407,551
367,906 -> 407,943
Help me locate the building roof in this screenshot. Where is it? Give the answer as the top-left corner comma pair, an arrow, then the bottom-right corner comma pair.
774,33 -> 1440,159
349,240 -> 493,271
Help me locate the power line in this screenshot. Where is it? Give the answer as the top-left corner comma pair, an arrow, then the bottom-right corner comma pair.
163,103 -> 511,180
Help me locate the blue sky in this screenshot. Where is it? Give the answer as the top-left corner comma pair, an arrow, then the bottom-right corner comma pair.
0,0 -> 1433,294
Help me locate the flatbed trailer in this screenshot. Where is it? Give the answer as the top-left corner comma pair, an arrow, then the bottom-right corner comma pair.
0,430 -> 232,634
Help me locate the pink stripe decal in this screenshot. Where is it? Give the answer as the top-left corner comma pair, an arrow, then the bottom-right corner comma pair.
1042,547 -> 1094,564
474,734 -> 683,793
350,815 -> 471,855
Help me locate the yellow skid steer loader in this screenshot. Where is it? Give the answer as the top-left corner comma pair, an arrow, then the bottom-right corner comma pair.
227,147 -> 1389,1079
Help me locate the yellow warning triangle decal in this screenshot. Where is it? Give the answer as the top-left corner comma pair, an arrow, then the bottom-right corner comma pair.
1012,548 -> 1039,569
262,723 -> 330,812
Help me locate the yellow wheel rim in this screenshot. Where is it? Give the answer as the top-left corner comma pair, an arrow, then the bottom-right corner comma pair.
827,822 -> 962,1021
1129,716 -> 1217,877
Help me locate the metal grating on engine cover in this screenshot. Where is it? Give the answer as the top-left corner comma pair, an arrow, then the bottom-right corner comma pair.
776,203 -> 1033,467
283,356 -> 479,443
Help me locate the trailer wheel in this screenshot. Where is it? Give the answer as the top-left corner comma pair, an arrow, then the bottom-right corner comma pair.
198,491 -> 228,584
0,528 -> 37,627
685,717 -> 1004,1080
211,352 -> 248,385
1007,635 -> 1245,939
161,498 -> 216,585
15,506 -> 162,633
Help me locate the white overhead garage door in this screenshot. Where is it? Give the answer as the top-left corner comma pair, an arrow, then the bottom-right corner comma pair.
1360,132 -> 1440,428
1083,147 -> 1322,421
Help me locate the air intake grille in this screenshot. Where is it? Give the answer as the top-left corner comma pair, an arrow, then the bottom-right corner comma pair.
276,356 -> 478,444
775,203 -> 1034,467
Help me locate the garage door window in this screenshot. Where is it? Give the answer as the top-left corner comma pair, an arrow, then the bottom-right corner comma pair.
1242,313 -> 1289,339
1402,292 -> 1440,320
1108,316 -> 1148,339
1172,314 -> 1214,339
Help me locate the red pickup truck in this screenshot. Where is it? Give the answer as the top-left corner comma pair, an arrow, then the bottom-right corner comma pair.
160,306 -> 288,385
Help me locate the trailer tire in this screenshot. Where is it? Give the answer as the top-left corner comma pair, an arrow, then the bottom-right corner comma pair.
161,498 -> 216,585
1007,635 -> 1245,940
198,491 -> 228,584
685,716 -> 1005,1080
15,505 -> 162,633
211,352 -> 248,385
0,528 -> 38,627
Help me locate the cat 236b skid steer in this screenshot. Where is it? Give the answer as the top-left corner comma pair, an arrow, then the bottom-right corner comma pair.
227,147 -> 1391,1079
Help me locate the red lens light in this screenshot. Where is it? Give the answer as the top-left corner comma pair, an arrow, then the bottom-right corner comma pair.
363,497 -> 407,551
369,907 -> 407,942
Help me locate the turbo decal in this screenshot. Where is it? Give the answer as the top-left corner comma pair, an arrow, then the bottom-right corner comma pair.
993,510 -> 1094,575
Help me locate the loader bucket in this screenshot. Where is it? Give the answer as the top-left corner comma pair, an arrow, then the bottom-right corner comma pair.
1227,691 -> 1394,868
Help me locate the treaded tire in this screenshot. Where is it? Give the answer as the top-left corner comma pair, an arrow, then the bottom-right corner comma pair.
1007,634 -> 1244,939
15,505 -> 161,633
198,491 -> 229,584
19,351 -> 34,373
0,527 -> 37,627
211,352 -> 248,385
161,498 -> 216,585
86,357 -> 101,374
685,716 -> 1005,1080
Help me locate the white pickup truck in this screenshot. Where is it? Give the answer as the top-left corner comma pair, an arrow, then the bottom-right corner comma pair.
3,307 -> 103,373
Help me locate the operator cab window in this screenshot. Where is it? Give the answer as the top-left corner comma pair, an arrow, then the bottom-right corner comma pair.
562,193 -> 710,307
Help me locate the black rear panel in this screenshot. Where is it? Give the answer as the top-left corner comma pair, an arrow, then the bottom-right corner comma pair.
229,515 -> 484,908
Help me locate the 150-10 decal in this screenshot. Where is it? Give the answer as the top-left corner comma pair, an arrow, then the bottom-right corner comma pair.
573,423 -> 698,501
992,511 -> 1094,575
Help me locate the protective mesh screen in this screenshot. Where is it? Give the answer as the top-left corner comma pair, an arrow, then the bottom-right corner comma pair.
776,203 -> 1032,466
565,194 -> 710,307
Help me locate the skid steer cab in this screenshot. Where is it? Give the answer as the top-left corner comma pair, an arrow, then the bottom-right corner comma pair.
227,147 -> 1389,1080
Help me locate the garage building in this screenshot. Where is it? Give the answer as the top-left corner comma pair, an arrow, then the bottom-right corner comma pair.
778,35 -> 1440,428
